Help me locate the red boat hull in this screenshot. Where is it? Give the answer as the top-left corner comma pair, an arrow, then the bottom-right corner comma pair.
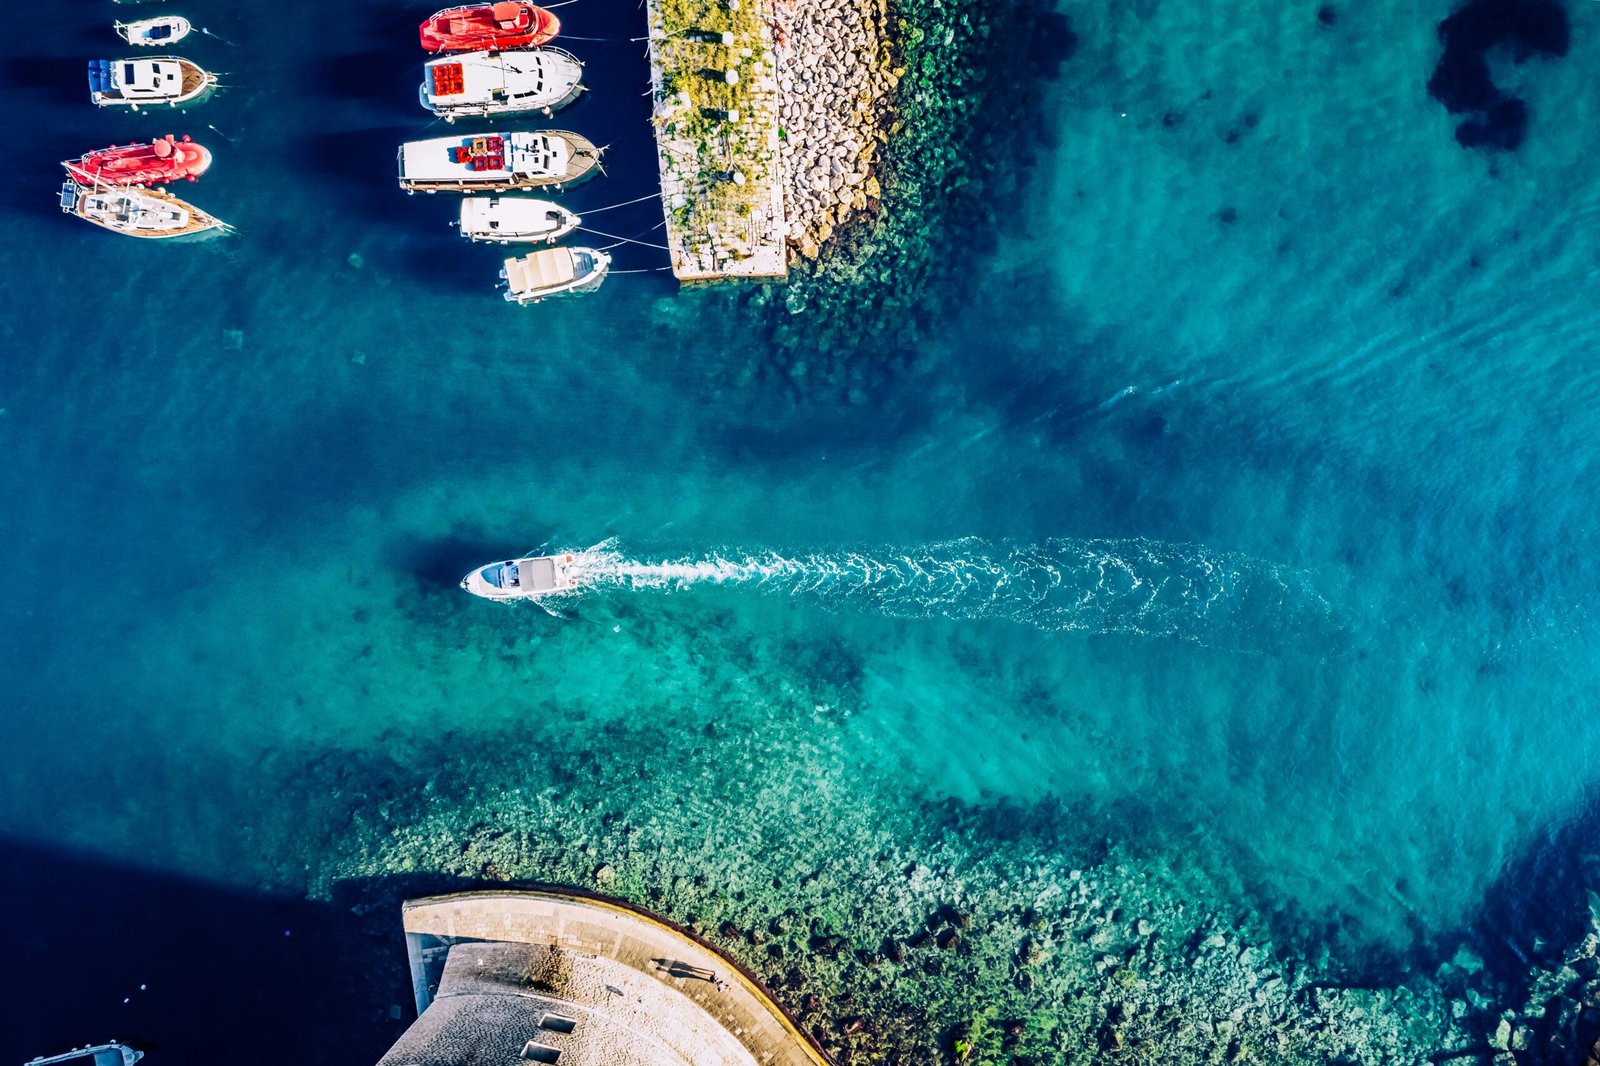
419,2 -> 560,52
65,134 -> 212,188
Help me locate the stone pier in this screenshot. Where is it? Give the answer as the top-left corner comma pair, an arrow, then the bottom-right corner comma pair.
378,890 -> 832,1066
645,0 -> 788,281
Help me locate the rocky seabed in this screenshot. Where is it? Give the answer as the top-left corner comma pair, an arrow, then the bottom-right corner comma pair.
309,693 -> 1600,1064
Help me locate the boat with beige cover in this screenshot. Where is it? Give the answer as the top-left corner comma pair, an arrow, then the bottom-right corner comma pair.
499,246 -> 610,304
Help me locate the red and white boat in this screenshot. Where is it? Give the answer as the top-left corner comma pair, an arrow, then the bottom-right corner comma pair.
63,135 -> 211,188
419,2 -> 560,53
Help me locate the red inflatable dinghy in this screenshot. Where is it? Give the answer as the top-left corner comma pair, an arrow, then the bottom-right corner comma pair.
63,134 -> 212,188
419,2 -> 560,52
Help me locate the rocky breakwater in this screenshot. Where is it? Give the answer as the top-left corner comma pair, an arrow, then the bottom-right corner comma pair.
773,0 -> 894,259
1477,891 -> 1600,1065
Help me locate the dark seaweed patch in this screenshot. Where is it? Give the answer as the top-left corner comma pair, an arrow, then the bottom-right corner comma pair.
1426,0 -> 1568,152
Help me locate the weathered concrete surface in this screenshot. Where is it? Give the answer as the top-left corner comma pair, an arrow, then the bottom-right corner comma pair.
399,891 -> 830,1066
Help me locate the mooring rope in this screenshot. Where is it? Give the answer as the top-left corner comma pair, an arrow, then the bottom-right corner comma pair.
609,266 -> 672,274
201,28 -> 238,46
582,192 -> 661,214
585,227 -> 671,251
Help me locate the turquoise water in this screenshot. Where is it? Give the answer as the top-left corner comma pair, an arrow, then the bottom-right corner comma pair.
6,0 -> 1600,1055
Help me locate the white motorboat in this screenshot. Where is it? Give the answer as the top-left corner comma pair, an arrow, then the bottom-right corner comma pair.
88,56 -> 216,108
60,181 -> 228,240
27,1042 -> 143,1066
420,47 -> 584,121
461,554 -> 581,600
397,130 -> 602,193
456,196 -> 579,243
115,15 -> 193,45
499,246 -> 610,304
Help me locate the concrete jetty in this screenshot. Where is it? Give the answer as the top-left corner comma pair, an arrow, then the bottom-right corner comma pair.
644,0 -> 788,281
378,890 -> 831,1066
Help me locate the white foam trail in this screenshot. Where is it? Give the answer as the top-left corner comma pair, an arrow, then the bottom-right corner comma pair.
557,538 -> 1338,648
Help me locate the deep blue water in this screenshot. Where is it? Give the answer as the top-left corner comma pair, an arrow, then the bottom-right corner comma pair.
7,0 -> 1600,1058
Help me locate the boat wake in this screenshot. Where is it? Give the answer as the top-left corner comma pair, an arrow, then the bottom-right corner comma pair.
555,538 -> 1339,649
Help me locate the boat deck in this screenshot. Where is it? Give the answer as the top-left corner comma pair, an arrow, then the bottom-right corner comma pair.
69,184 -> 225,239
180,61 -> 207,96
400,131 -> 601,192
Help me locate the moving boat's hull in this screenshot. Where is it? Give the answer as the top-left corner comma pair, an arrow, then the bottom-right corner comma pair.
460,554 -> 581,600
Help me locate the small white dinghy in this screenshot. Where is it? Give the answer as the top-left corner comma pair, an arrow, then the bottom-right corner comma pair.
457,196 -> 579,244
88,56 -> 216,108
461,554 -> 581,601
499,246 -> 610,304
115,16 -> 192,46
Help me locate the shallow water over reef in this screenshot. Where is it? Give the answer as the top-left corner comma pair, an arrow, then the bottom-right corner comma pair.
6,0 -> 1600,1059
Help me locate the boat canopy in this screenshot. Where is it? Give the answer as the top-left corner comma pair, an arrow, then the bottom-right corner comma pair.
506,249 -> 576,294
87,59 -> 114,95
492,1 -> 529,26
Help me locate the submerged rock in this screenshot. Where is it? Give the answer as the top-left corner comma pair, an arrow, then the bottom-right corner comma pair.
1426,0 -> 1568,152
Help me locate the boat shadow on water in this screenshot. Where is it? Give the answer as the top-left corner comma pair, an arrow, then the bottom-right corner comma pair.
0,837 -> 411,1064
2,56 -> 88,107
302,127 -> 421,212
322,47 -> 423,104
392,527 -> 561,593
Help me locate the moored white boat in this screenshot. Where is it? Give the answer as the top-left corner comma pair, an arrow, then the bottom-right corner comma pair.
420,48 -> 584,121
115,15 -> 192,45
88,56 -> 216,108
60,180 -> 228,240
456,196 -> 579,243
499,246 -> 610,303
397,130 -> 602,193
461,554 -> 581,600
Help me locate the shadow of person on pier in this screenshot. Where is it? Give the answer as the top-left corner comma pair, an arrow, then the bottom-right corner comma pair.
654,958 -> 719,982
